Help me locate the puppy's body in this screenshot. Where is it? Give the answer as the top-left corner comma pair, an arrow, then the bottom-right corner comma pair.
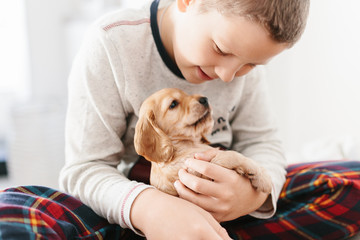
150,142 -> 271,196
150,141 -> 208,195
135,88 -> 272,196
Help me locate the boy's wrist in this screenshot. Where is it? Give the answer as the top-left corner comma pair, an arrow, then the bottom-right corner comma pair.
130,188 -> 156,233
246,179 -> 272,214
130,188 -> 172,233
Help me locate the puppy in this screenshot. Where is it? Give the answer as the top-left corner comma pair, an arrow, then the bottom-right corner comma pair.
134,88 -> 272,196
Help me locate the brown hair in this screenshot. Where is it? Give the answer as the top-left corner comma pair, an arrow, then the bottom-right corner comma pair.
198,0 -> 310,46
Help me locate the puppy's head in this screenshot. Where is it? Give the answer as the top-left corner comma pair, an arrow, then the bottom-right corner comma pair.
134,88 -> 214,163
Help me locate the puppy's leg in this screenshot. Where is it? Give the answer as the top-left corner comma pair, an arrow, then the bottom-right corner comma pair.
211,151 -> 272,194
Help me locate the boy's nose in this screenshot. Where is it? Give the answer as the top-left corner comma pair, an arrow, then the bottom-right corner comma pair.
215,61 -> 254,82
215,69 -> 236,82
214,57 -> 246,82
215,63 -> 239,82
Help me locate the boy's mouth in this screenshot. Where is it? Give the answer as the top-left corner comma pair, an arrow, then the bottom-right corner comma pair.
197,67 -> 214,81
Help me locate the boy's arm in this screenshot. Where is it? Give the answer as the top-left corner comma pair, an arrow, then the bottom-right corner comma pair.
130,188 -> 232,240
230,67 -> 287,218
59,26 -> 152,235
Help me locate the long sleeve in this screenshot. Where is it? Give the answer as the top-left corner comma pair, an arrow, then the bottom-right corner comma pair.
230,68 -> 287,218
59,26 -> 152,234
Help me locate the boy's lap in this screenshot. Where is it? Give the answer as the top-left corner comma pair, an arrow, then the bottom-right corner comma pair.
1,160 -> 359,239
0,185 -> 123,239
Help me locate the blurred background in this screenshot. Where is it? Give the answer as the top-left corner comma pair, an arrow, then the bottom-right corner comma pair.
0,0 -> 359,189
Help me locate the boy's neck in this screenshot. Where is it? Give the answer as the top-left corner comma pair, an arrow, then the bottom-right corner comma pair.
157,3 -> 175,63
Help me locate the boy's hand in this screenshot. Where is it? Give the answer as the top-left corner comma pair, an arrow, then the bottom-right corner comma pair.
131,188 -> 232,240
175,149 -> 269,222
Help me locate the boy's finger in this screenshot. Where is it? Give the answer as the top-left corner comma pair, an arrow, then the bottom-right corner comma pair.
177,169 -> 220,197
204,212 -> 233,240
216,226 -> 233,240
205,224 -> 232,240
194,148 -> 219,161
185,158 -> 231,182
174,179 -> 213,208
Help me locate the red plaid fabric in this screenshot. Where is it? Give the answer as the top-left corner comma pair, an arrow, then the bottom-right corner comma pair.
226,160 -> 360,240
0,186 -> 127,239
0,160 -> 359,239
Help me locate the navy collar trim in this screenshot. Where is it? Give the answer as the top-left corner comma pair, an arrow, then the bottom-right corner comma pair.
150,0 -> 184,79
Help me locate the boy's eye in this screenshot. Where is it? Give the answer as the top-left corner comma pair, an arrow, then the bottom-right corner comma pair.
169,100 -> 178,109
214,43 -> 227,56
247,63 -> 256,68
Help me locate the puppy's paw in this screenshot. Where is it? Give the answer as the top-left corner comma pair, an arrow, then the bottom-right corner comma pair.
246,167 -> 272,194
233,160 -> 272,194
212,151 -> 273,194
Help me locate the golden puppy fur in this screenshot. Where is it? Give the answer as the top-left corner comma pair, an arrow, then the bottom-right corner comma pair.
134,88 -> 272,196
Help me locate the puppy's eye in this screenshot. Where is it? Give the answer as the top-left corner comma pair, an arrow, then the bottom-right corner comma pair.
169,100 -> 178,109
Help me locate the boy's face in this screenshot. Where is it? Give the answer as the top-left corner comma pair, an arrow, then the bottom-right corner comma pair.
169,1 -> 288,84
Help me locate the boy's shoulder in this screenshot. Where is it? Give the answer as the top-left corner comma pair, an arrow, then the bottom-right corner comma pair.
92,0 -> 153,33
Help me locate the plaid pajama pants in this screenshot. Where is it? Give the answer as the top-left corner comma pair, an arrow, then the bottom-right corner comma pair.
0,160 -> 359,240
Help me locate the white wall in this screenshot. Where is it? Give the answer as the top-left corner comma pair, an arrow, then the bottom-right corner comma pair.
0,0 -> 125,188
0,0 -> 30,139
24,0 -> 126,101
24,0 -> 73,101
265,0 -> 360,162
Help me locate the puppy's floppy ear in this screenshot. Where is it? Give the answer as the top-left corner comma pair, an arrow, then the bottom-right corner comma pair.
201,135 -> 210,145
134,109 -> 174,163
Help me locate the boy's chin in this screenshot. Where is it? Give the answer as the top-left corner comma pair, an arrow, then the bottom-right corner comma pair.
186,79 -> 207,84
180,67 -> 212,84
184,73 -> 208,84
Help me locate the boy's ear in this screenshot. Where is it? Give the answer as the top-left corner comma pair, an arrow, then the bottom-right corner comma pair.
177,0 -> 195,12
134,109 -> 174,163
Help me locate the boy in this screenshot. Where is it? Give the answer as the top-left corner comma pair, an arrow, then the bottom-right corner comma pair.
62,0 -> 296,237
61,0 -> 297,237
1,0 -> 359,239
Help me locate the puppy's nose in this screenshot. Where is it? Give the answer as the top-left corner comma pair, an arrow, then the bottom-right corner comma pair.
198,97 -> 209,108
